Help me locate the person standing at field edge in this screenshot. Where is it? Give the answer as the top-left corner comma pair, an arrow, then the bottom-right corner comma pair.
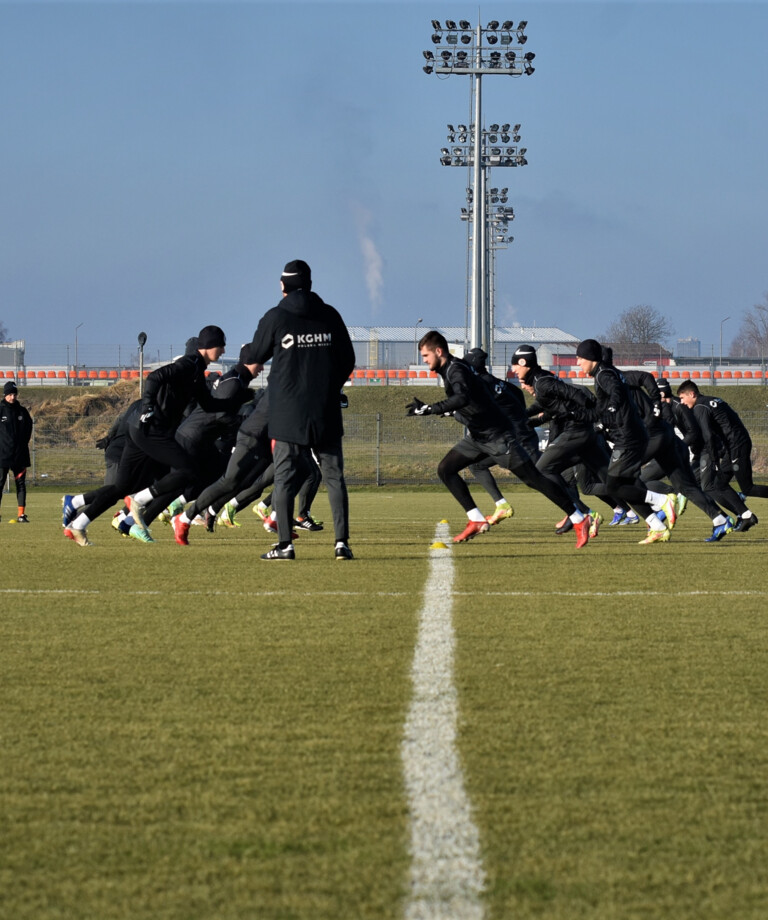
250,259 -> 356,561
0,381 -> 33,524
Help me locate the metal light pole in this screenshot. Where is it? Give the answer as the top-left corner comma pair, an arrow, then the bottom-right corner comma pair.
414,318 -> 423,364
720,316 -> 730,379
138,331 -> 147,397
461,188 -> 515,362
424,20 -> 534,351
74,323 -> 83,383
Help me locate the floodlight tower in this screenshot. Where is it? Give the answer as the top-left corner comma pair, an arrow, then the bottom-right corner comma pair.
461,188 -> 516,348
424,19 -> 534,351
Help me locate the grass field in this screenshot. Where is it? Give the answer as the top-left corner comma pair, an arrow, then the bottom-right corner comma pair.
1,490 -> 767,919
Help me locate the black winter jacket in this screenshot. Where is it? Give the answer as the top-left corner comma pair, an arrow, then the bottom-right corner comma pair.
590,363 -> 648,449
175,363 -> 255,449
250,290 -> 355,445
135,353 -> 244,434
475,370 -> 538,454
0,398 -> 33,467
431,355 -> 512,440
526,367 -> 596,435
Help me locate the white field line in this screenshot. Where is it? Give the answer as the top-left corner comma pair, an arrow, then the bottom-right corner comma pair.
2,588 -> 767,599
401,522 -> 486,920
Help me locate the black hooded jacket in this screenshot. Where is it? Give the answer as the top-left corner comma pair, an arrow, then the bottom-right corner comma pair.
250,289 -> 355,445
0,397 -> 33,467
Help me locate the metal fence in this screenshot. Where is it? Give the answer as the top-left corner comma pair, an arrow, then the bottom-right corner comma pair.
15,410 -> 768,491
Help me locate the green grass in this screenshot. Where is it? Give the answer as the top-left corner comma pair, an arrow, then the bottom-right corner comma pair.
1,492 -> 768,918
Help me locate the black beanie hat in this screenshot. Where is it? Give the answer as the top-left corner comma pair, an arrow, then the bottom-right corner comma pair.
464,347 -> 488,369
511,344 -> 539,367
657,378 -> 672,395
576,338 -> 603,362
3,381 -> 18,396
197,325 -> 226,349
281,259 -> 312,292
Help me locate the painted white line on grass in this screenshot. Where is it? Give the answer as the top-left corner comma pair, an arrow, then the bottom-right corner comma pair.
2,588 -> 767,599
402,522 -> 485,920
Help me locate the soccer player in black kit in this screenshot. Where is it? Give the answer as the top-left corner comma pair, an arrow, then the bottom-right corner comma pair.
575,339 -> 677,544
408,330 -> 591,547
677,379 -> 764,533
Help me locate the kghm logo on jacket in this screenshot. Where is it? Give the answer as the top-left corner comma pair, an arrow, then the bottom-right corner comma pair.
281,333 -> 332,350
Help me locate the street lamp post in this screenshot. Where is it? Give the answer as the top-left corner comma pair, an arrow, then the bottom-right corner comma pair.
424,19 -> 534,352
720,316 -> 730,380
414,318 -> 423,364
74,323 -> 83,384
138,331 -> 148,398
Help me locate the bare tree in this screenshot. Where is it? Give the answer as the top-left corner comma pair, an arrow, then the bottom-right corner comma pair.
730,294 -> 768,358
602,305 -> 675,344
0,320 -> 8,343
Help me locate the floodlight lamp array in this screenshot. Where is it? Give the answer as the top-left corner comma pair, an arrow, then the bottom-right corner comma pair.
424,19 -> 532,74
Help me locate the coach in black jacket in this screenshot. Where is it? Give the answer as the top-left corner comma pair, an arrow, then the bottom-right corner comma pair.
1,381 -> 33,522
250,259 -> 355,560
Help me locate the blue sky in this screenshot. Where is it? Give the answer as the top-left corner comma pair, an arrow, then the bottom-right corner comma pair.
1,0 -> 766,356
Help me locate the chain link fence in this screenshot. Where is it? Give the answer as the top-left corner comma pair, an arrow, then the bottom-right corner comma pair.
14,410 -> 768,490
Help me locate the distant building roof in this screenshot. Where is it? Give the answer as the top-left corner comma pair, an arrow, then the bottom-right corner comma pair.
605,342 -> 673,360
347,324 -> 579,344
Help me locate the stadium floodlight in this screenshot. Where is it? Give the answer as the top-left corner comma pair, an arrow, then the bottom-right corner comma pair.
422,18 -> 535,351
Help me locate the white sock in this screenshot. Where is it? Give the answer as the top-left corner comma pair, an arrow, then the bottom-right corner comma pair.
467,508 -> 485,523
713,515 -> 726,526
646,514 -> 666,532
229,498 -> 239,509
72,494 -> 86,510
496,498 -> 508,507
570,511 -> 585,524
645,490 -> 666,510
133,488 -> 153,505
71,513 -> 91,530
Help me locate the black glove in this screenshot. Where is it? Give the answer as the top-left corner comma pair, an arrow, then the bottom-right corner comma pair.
95,437 -> 109,450
138,407 -> 155,425
406,397 -> 431,416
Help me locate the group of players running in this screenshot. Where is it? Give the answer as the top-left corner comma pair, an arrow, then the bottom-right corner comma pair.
61,325 -> 765,551
408,330 -> 765,546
